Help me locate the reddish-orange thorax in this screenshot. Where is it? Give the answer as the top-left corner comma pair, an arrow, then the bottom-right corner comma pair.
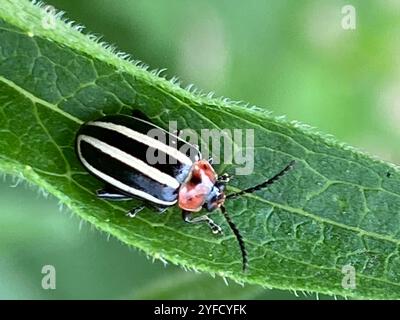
178,160 -> 220,212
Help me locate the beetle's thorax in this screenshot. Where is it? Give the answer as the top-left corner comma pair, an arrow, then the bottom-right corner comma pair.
178,160 -> 225,212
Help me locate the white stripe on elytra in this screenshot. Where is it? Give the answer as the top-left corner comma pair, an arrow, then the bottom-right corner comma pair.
88,121 -> 194,166
78,135 -> 180,189
77,138 -> 177,206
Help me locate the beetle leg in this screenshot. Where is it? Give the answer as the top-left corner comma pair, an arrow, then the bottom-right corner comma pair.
182,210 -> 223,234
153,206 -> 169,214
126,205 -> 167,218
96,186 -> 132,201
126,206 -> 145,218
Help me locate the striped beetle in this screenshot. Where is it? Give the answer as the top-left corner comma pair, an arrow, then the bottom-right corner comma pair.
75,112 -> 295,271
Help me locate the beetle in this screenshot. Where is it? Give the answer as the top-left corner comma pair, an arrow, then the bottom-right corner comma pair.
75,112 -> 295,271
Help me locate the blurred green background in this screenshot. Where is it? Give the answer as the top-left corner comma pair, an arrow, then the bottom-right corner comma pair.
1,0 -> 399,299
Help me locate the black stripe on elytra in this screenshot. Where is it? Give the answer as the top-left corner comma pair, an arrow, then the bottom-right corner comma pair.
97,115 -> 200,161
79,124 -> 193,184
78,140 -> 178,203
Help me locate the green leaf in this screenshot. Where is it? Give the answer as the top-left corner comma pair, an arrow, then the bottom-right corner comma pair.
1,0 -> 400,299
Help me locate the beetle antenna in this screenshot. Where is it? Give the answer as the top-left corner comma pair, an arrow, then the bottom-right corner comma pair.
226,160 -> 295,199
220,205 -> 248,272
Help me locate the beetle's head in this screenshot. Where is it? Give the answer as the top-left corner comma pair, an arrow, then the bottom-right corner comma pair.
178,160 -> 246,271
178,160 -> 226,212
